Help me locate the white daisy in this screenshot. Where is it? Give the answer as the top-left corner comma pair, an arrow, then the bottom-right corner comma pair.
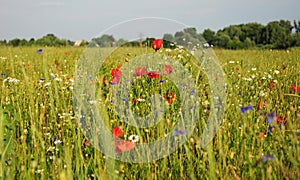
129,135 -> 139,143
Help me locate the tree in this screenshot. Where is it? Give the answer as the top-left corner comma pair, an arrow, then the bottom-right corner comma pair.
35,34 -> 61,46
293,20 -> 300,33
265,20 -> 292,49
116,38 -> 128,46
244,37 -> 255,48
241,23 -> 264,45
163,33 -> 175,42
0,40 -> 7,46
227,36 -> 245,49
202,29 -> 216,46
8,38 -> 21,47
90,34 -> 116,47
215,32 -> 230,48
222,25 -> 244,41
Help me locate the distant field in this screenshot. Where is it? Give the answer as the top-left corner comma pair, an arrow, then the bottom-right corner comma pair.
0,46 -> 299,179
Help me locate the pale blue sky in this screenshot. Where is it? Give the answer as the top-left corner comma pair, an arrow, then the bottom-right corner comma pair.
0,0 -> 299,41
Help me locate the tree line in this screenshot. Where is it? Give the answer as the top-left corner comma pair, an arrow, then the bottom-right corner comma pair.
0,34 -> 88,47
1,19 -> 300,49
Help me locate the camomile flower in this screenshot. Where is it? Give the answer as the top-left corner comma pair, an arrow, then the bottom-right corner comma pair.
129,135 -> 139,143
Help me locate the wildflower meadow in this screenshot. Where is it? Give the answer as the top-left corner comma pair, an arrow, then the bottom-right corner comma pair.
0,45 -> 299,179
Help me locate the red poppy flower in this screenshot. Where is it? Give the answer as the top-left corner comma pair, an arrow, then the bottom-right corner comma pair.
276,115 -> 287,125
102,76 -> 106,83
152,39 -> 163,51
147,71 -> 160,79
112,126 -> 123,138
258,132 -> 266,138
85,140 -> 91,146
111,68 -> 122,77
115,140 -> 135,154
164,92 -> 175,104
110,76 -> 120,85
268,81 -> 276,87
291,84 -> 300,93
134,66 -> 147,76
257,99 -> 264,110
162,65 -> 172,75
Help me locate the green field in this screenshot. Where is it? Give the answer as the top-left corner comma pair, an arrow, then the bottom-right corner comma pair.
0,46 -> 299,179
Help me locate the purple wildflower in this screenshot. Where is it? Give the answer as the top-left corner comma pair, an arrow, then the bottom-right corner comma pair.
36,48 -> 43,54
121,98 -> 128,102
262,154 -> 274,163
173,130 -> 187,136
240,105 -> 253,115
267,112 -> 276,123
268,125 -> 276,133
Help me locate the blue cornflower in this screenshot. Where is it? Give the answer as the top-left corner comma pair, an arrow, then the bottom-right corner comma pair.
158,80 -> 165,84
190,89 -> 196,95
268,125 -> 276,133
262,154 -> 274,163
80,117 -> 86,127
240,105 -> 253,115
121,98 -> 128,102
267,112 -> 276,123
36,48 -> 43,54
173,130 -> 187,136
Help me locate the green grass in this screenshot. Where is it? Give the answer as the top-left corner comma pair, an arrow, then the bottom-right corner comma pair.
0,46 -> 299,179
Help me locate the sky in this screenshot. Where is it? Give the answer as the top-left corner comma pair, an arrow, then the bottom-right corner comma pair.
1,0 -> 299,41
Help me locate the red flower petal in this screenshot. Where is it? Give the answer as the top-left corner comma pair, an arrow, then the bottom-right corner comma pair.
152,39 -> 163,51
276,115 -> 287,125
112,126 -> 123,138
134,66 -> 147,76
85,140 -> 90,146
147,71 -> 160,79
291,84 -> 300,93
164,92 -> 175,104
111,68 -> 122,77
257,99 -> 264,110
115,140 -> 135,154
110,76 -> 120,84
162,65 -> 173,75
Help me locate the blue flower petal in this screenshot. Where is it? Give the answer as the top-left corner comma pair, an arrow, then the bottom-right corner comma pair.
173,130 -> 187,136
267,112 -> 275,123
36,48 -> 43,54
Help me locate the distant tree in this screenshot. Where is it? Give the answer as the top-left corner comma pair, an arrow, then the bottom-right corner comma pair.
0,40 -> 7,46
244,37 -> 255,48
28,38 -> 35,46
90,34 -> 115,47
293,20 -> 300,33
291,33 -> 300,46
8,38 -> 21,47
183,27 -> 199,39
215,32 -> 230,48
227,36 -> 245,49
265,20 -> 292,49
202,29 -> 216,45
241,23 -> 264,45
174,28 -> 202,47
163,33 -> 175,42
116,38 -> 128,46
35,34 -> 61,46
143,37 -> 155,47
222,25 -> 244,41
19,39 -> 28,46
